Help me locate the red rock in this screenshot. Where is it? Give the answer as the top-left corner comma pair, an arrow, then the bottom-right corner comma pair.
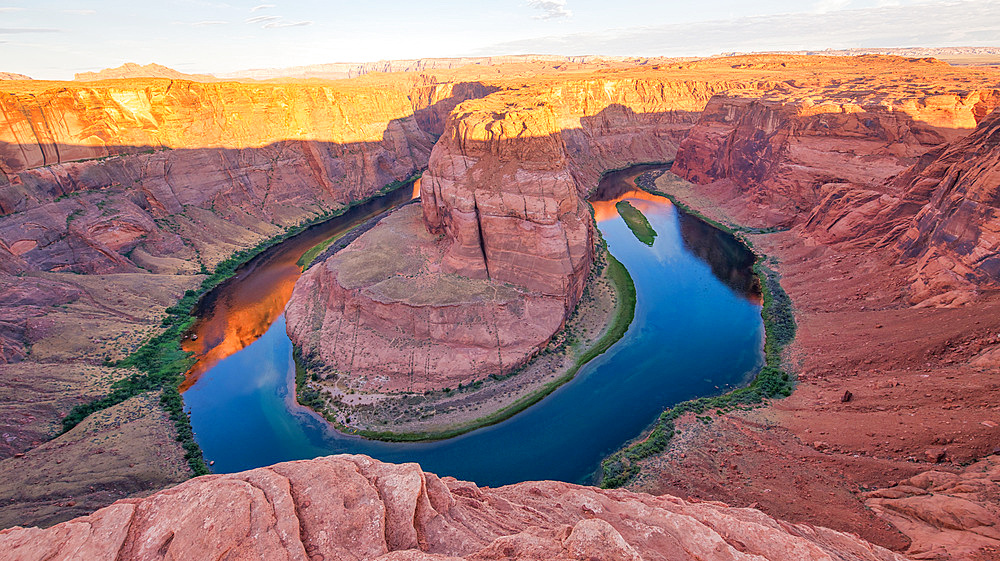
893,107 -> 1000,306
672,90 -> 1000,227
0,455 -> 907,561
866,455 -> 1000,559
286,206 -> 565,390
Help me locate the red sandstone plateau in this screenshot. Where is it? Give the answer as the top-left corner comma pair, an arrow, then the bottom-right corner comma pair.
2,55 -> 1000,559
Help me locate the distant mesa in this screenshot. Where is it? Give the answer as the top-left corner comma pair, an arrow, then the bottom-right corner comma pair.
0,72 -> 32,80
722,46 -> 1000,66
70,56 -> 651,84
215,54 -> 650,81
74,62 -> 217,82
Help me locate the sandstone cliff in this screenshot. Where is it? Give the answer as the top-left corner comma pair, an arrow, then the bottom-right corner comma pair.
290,56 -> 1000,401
5,55 -> 1000,546
672,87 -> 1000,225
420,78 -> 734,305
893,106 -> 1000,305
289,76 -> 751,388
0,454 -> 907,561
286,205 -> 565,390
0,74 -> 492,527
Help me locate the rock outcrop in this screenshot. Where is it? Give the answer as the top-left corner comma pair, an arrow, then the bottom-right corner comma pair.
799,104 -> 1000,306
420,78 -> 728,306
672,86 -> 1000,225
892,106 -> 1000,305
866,454 -> 1000,560
286,205 -> 565,390
0,454 -> 907,561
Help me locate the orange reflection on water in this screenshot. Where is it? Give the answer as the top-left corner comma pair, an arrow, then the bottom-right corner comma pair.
180,180 -> 419,392
180,261 -> 301,391
592,189 -> 671,223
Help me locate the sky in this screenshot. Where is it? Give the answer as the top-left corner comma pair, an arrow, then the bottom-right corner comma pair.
1,0 -> 998,80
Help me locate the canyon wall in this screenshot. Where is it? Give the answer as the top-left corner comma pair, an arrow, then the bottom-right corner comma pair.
0,77 -> 491,357
672,86 -> 1000,225
291,58 -> 1000,392
0,75 -> 492,527
0,454 -> 907,561
289,77 -> 759,388
4,55 -> 1000,540
286,205 -> 566,391
421,78 -> 740,304
892,106 -> 1000,305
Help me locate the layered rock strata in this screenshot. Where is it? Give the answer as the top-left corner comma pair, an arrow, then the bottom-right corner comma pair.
0,74 -> 492,527
865,454 -> 1000,560
292,57 -> 1000,392
0,454 -> 907,561
4,55 -> 1000,544
801,106 -> 1000,306
286,205 -> 565,390
672,86 -> 1000,225
290,77 -> 757,386
893,106 -> 1000,304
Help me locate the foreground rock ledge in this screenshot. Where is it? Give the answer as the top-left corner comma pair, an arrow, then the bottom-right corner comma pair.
0,455 -> 905,561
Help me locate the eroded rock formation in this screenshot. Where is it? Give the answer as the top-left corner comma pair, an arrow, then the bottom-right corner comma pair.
0,454 -> 907,561
289,76 -> 758,386
866,454 -> 1000,560
0,73 -> 492,527
5,55 -> 1000,550
286,205 -> 565,390
893,106 -> 1000,305
672,86 -> 1000,224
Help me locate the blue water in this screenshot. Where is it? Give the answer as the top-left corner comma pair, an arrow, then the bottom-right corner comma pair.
185,186 -> 764,486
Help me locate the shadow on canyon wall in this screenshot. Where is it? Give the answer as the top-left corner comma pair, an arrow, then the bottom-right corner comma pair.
2,95 -> 991,368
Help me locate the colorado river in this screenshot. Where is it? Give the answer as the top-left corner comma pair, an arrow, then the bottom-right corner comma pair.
184,166 -> 764,486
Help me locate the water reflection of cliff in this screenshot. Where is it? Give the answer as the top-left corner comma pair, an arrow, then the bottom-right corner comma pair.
179,179 -> 419,391
677,212 -> 761,302
590,164 -> 761,304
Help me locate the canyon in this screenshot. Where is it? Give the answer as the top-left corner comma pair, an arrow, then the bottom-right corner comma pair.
1,54 -> 1000,559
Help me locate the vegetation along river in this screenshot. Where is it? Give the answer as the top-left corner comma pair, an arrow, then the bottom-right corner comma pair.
182,166 -> 765,486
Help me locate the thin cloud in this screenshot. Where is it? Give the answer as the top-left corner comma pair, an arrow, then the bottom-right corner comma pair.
262,20 -> 311,28
528,0 -> 571,19
814,0 -> 851,13
481,0 -> 1000,55
61,9 -> 97,15
178,20 -> 230,26
0,7 -> 25,12
246,15 -> 280,24
250,4 -> 276,11
0,28 -> 61,34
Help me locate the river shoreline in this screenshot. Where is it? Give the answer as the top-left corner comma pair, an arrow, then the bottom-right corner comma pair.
294,240 -> 636,442
59,173 -> 423,476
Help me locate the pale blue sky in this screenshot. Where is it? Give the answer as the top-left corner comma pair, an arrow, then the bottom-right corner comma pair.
1,0 -> 997,79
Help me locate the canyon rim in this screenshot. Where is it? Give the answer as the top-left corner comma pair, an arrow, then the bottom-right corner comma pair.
1,49 -> 1000,561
